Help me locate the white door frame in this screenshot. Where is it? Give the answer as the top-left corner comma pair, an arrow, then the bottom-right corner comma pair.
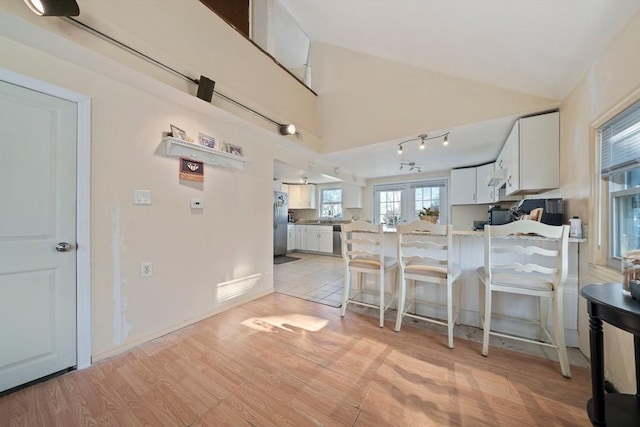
0,67 -> 92,369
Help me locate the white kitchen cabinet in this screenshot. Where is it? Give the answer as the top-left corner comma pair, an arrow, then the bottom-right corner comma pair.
281,183 -> 289,194
491,145 -> 521,203
451,167 -> 477,205
505,112 -> 559,195
504,122 -> 519,195
342,183 -> 363,208
296,225 -> 307,249
318,229 -> 333,253
303,225 -> 333,253
287,224 -> 295,251
475,163 -> 494,204
288,184 -> 316,209
288,185 -> 300,209
452,164 -> 503,205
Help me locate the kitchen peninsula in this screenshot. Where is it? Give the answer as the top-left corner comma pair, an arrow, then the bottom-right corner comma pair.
379,228 -> 586,346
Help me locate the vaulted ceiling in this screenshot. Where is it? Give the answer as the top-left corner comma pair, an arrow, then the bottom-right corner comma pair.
273,0 -> 640,183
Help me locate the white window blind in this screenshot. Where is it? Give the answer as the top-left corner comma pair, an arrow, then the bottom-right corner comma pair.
600,100 -> 640,177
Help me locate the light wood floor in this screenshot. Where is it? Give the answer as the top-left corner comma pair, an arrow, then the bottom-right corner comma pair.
0,293 -> 592,426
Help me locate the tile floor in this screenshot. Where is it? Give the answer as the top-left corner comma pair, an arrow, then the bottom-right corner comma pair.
274,252 -> 590,368
273,252 -> 344,307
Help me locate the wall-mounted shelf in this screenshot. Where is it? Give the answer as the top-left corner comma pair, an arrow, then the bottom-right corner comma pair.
162,137 -> 248,171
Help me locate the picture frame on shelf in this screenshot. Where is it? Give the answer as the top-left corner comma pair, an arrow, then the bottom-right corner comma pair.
198,132 -> 215,149
226,143 -> 242,156
170,124 -> 187,141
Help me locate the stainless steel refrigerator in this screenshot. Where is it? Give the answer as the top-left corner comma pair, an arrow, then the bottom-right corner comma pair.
273,191 -> 288,256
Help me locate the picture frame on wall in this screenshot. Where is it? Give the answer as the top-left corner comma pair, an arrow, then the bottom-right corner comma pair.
198,132 -> 215,149
179,157 -> 204,182
170,124 -> 187,141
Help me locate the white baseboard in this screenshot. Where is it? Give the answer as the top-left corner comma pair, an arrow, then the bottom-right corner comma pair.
92,288 -> 274,363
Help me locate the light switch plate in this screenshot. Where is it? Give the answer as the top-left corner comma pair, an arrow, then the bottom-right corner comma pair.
133,190 -> 151,205
190,199 -> 203,209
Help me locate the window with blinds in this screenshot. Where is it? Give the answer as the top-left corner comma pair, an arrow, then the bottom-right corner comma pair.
599,100 -> 640,264
600,100 -> 640,177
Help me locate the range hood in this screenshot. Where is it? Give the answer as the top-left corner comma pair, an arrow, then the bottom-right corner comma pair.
486,169 -> 506,187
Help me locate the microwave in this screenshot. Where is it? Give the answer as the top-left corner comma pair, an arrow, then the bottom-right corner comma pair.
488,207 -> 514,225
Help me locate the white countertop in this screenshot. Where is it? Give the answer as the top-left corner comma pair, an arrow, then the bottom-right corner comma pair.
383,227 -> 586,243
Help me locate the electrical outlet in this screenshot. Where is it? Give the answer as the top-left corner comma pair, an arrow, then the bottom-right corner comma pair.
141,262 -> 152,277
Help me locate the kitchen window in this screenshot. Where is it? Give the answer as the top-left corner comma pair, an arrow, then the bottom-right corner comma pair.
373,180 -> 448,225
600,99 -> 640,267
320,188 -> 342,218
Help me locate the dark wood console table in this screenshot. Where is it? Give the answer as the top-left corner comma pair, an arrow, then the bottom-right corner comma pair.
580,283 -> 640,426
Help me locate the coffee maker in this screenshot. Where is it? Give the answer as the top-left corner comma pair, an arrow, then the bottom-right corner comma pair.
513,198 -> 564,225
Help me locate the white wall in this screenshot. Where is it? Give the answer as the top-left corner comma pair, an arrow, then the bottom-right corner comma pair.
559,11 -> 640,392
0,2 -> 325,360
310,42 -> 560,154
0,0 -> 321,150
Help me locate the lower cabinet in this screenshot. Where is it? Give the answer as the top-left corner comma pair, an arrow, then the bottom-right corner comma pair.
287,224 -> 295,251
296,225 -> 307,250
305,226 -> 333,253
295,225 -> 333,254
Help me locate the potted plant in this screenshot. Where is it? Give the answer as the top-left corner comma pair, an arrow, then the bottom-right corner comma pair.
418,207 -> 439,223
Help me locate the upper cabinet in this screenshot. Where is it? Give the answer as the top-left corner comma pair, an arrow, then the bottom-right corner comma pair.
504,112 -> 559,195
452,111 -> 558,206
475,163 -> 495,204
288,184 -> 316,209
451,164 -> 497,205
342,183 -> 364,208
450,167 -> 478,205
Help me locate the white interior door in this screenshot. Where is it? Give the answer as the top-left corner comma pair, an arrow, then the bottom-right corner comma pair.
0,81 -> 77,392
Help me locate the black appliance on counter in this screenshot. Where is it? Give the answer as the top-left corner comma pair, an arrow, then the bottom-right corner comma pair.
513,198 -> 564,225
488,205 -> 514,225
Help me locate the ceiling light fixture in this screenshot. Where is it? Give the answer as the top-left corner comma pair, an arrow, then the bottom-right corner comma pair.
400,162 -> 422,173
24,0 -> 79,16
279,124 -> 296,135
53,15 -> 298,138
301,176 -> 308,185
397,132 -> 450,154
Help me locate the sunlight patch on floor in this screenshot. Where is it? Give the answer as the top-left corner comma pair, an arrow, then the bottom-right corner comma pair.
241,313 -> 329,333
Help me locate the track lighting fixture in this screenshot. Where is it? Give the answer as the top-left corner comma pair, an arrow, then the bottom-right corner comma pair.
301,176 -> 308,185
280,124 -> 296,135
54,14 -> 297,138
397,132 -> 450,154
399,162 -> 422,173
24,0 -> 79,16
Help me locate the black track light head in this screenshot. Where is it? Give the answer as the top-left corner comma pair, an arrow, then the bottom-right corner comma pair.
24,0 -> 79,16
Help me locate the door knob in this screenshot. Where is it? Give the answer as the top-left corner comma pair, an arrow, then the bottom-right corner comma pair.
56,242 -> 73,252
